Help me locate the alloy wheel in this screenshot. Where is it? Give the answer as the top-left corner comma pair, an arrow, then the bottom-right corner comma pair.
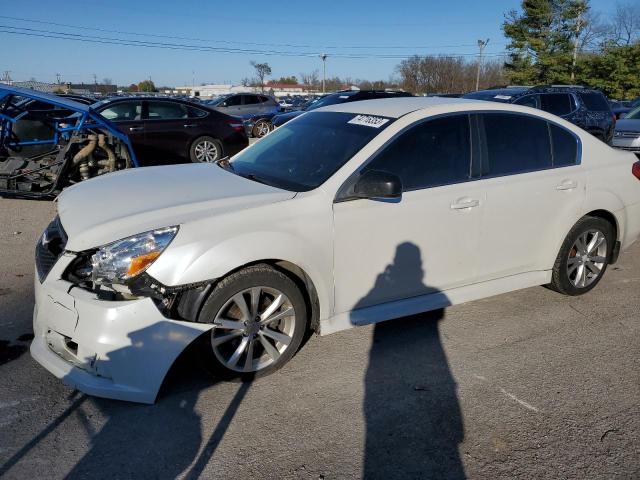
254,121 -> 271,138
194,140 -> 219,162
210,286 -> 296,372
567,229 -> 608,288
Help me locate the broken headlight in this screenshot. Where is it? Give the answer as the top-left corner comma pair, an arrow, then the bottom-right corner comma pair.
90,226 -> 178,285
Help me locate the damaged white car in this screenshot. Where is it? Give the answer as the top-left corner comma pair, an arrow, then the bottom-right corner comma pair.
32,98 -> 640,403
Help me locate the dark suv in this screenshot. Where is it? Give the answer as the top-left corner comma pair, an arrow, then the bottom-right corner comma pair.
463,86 -> 615,144
272,90 -> 414,128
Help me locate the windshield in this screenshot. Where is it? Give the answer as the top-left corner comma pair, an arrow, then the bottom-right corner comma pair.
626,105 -> 640,120
229,111 -> 393,191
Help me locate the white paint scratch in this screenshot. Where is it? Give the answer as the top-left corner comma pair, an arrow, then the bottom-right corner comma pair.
499,388 -> 540,412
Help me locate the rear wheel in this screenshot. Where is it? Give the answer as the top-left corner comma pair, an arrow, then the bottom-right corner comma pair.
197,265 -> 307,379
252,119 -> 272,138
190,136 -> 222,163
550,216 -> 614,295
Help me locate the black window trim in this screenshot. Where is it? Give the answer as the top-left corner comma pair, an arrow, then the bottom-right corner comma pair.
476,111 -> 582,181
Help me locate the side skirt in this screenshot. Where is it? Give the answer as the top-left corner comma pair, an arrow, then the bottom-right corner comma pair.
320,270 -> 552,336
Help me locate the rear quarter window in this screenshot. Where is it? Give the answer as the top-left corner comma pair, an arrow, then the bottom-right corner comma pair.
550,124 -> 579,167
579,93 -> 611,112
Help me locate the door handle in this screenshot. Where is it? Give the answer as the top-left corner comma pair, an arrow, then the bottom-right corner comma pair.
183,124 -> 198,128
556,180 -> 578,191
450,198 -> 480,210
128,126 -> 144,132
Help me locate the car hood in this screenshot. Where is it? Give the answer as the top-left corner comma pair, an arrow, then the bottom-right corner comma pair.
58,164 -> 295,251
615,118 -> 640,131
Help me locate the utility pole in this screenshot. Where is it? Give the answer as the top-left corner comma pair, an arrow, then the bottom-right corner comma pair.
320,53 -> 327,94
571,4 -> 586,82
475,38 -> 489,91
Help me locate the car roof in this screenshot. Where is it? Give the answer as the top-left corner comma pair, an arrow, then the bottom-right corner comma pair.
318,97 -> 492,118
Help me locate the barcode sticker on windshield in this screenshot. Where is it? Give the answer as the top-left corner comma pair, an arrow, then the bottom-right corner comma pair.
348,115 -> 390,128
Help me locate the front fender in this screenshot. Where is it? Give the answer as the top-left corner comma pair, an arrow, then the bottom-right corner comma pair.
148,230 -> 333,321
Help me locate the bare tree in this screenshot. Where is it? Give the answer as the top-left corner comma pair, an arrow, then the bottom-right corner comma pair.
250,61 -> 272,92
300,70 -> 320,90
396,55 -> 505,94
607,2 -> 640,45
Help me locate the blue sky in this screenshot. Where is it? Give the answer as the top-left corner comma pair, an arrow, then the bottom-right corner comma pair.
0,0 -> 618,87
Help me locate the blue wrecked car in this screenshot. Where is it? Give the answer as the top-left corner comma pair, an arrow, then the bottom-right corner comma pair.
0,85 -> 137,198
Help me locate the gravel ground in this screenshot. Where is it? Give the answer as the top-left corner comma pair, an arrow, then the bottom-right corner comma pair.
0,197 -> 638,479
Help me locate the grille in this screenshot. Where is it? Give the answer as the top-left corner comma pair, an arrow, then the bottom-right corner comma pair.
35,216 -> 67,283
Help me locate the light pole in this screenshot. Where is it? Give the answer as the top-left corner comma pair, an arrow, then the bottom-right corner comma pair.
320,53 -> 327,94
475,38 -> 489,91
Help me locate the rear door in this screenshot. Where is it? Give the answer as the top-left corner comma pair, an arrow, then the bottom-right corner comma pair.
476,112 -> 585,280
142,100 -> 193,164
241,94 -> 262,116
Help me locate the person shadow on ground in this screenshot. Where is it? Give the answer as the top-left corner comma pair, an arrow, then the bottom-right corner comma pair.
352,242 -> 466,479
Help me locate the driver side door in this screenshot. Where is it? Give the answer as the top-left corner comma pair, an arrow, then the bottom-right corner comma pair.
332,114 -> 484,318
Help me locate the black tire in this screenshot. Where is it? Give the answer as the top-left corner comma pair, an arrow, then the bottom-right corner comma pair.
197,264 -> 308,380
251,119 -> 272,138
549,216 -> 614,296
189,136 -> 223,163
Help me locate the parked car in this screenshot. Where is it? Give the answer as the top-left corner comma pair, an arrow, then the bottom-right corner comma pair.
610,97 -> 640,119
463,86 -> 616,143
612,105 -> 640,153
0,85 -> 138,197
272,90 -> 414,128
31,97 -> 640,403
92,97 -> 248,164
205,93 -> 281,118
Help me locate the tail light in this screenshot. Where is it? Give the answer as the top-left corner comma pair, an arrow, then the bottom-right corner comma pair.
227,120 -> 245,133
633,161 -> 640,181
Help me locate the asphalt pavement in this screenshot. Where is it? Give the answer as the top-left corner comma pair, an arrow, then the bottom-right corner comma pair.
0,197 -> 638,479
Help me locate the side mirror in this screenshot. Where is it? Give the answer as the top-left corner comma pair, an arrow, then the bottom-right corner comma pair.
353,170 -> 402,200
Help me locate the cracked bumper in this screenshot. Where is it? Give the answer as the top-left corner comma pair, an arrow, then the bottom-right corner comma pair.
31,253 -> 212,404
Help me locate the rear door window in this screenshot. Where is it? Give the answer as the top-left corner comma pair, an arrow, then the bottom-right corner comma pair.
539,94 -> 574,116
578,92 -> 611,111
363,114 -> 472,191
243,95 -> 260,105
480,113 -> 552,177
147,101 -> 189,120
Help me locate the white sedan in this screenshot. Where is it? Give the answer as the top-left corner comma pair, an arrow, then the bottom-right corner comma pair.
31,97 -> 640,403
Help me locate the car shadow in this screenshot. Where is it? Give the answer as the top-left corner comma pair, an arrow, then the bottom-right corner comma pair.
352,242 -> 465,479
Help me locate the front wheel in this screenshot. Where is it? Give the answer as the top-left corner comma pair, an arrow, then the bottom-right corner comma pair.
190,136 -> 222,163
549,216 -> 614,296
197,265 -> 308,379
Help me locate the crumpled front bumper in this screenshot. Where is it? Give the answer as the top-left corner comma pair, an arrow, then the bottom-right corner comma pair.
31,253 -> 212,404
